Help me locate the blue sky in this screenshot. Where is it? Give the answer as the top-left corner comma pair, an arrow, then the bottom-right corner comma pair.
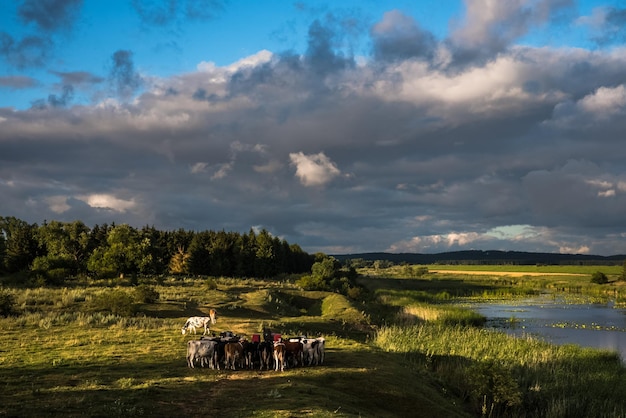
2,1 -> 455,108
2,0 -> 626,256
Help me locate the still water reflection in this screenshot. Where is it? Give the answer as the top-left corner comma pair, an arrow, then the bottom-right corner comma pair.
468,295 -> 626,361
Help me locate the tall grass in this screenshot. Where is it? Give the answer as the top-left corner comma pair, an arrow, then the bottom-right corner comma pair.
396,304 -> 485,327
2,310 -> 170,330
365,269 -> 626,416
375,322 -> 626,417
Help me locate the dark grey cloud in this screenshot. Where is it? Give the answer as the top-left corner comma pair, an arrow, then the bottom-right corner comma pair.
590,7 -> 626,45
109,50 -> 143,100
305,19 -> 355,76
371,10 -> 437,62
1,0 -> 82,69
17,0 -> 83,32
50,70 -> 105,86
47,85 -> 74,108
131,0 -> 177,26
0,32 -> 52,68
448,0 -> 574,66
227,18 -> 355,101
131,0 -> 226,26
0,75 -> 37,89
3,2 -> 626,256
184,0 -> 227,21
25,71 -> 104,109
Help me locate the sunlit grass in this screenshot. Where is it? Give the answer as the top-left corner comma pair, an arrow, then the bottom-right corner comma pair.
2,269 -> 626,417
375,323 -> 625,417
396,304 -> 485,327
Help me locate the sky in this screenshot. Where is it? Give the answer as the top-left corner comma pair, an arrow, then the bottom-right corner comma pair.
2,0 -> 626,256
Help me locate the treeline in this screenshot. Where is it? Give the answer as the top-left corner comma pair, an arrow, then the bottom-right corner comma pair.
335,250 -> 626,266
0,216 -> 315,284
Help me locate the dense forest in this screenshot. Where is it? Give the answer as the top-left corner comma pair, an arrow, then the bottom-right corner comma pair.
335,250 -> 626,266
0,216 -> 315,284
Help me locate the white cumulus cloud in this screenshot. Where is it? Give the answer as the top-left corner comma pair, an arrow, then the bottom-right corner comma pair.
77,193 -> 136,212
289,152 -> 341,187
45,196 -> 71,214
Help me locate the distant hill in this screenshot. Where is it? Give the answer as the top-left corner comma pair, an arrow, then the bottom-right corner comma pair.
332,250 -> 626,266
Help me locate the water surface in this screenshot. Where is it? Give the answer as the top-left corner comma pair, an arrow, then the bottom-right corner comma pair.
468,295 -> 626,361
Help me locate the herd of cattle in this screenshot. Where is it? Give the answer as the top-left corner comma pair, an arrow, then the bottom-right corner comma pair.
183,315 -> 325,371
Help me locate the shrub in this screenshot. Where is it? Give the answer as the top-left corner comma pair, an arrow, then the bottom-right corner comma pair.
346,286 -> 363,300
591,271 -> 609,284
89,289 -> 137,316
30,256 -> 73,285
295,275 -> 327,291
469,360 -> 522,416
205,278 -> 218,290
402,265 -> 428,278
0,288 -> 16,317
134,285 -> 159,303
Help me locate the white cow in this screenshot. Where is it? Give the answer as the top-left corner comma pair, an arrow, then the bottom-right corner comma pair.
300,338 -> 318,366
186,340 -> 218,368
181,315 -> 213,335
315,337 -> 325,365
299,337 -> 325,366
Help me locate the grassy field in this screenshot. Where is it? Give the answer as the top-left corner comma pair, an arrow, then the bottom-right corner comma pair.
1,268 -> 625,417
428,264 -> 623,275
0,276 -> 469,418
360,263 -> 623,277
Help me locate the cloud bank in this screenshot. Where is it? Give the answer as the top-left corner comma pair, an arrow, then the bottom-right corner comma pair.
2,1 -> 626,255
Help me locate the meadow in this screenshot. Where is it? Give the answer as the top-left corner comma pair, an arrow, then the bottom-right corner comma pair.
1,265 -> 625,417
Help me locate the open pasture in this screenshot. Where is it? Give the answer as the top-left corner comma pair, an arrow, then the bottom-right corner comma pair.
0,276 -> 466,418
2,268 -> 626,417
360,263 -> 626,305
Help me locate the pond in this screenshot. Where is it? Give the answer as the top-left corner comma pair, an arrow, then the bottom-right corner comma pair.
466,295 -> 626,362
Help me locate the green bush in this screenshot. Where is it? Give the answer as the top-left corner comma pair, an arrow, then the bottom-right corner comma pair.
0,288 -> 15,317
89,289 -> 137,316
346,286 -> 363,300
30,256 -> 73,285
296,274 -> 328,290
591,271 -> 609,284
468,360 -> 522,416
205,277 -> 218,290
134,285 -> 159,303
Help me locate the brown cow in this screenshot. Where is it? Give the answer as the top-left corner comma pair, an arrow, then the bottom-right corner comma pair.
283,339 -> 304,368
224,340 -> 244,370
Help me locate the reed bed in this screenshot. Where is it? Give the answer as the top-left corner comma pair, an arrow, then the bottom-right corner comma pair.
375,322 -> 626,417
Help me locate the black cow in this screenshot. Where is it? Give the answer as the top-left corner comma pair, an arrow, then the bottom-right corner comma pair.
242,340 -> 259,369
258,341 -> 274,370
